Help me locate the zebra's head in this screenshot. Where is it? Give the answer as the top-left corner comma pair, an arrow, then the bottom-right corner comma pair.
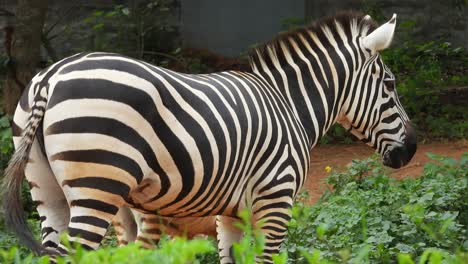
338,14 -> 416,168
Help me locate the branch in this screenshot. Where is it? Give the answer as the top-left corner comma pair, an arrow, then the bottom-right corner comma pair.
41,34 -> 59,62
43,0 -> 79,36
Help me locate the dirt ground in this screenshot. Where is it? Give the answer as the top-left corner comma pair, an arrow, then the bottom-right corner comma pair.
304,140 -> 468,204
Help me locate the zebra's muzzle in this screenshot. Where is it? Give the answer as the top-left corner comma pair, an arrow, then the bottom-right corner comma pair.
383,123 -> 417,169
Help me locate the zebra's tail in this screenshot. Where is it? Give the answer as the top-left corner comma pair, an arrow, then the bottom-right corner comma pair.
2,85 -> 49,255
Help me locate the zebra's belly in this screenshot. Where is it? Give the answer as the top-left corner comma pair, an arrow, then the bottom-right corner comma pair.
127,174 -> 245,217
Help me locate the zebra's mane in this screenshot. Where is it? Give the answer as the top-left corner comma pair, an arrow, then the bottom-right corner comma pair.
248,11 -> 378,72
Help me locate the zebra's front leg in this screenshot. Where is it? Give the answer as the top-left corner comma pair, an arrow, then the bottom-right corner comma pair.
216,216 -> 243,264
134,212 -> 166,248
113,207 -> 137,246
253,200 -> 292,264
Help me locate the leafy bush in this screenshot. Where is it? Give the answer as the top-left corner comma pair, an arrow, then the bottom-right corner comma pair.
2,154 -> 466,263
0,237 -> 214,264
72,0 -> 181,66
284,153 -> 467,263
0,113 -> 13,169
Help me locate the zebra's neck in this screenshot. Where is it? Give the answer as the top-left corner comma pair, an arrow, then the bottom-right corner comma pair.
249,31 -> 358,148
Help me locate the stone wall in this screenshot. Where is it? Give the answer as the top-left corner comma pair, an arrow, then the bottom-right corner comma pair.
180,0 -> 305,56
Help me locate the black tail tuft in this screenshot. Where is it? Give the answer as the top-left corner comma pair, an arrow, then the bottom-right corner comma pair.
1,140 -> 45,255
1,85 -> 50,255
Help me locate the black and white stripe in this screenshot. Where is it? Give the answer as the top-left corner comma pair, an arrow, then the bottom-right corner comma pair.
3,11 -> 416,263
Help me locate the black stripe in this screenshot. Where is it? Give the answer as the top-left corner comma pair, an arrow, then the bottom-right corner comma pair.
56,245 -> 68,254
260,211 -> 292,222
50,149 -> 143,183
253,189 -> 294,205
264,241 -> 283,248
381,112 -> 400,124
43,241 -> 58,248
41,227 -> 58,238
80,244 -> 94,251
143,228 -> 162,234
264,218 -> 288,227
62,177 -> 130,198
70,199 -> 119,215
70,216 -> 110,229
68,227 -> 103,243
253,202 -> 291,214
264,248 -> 280,254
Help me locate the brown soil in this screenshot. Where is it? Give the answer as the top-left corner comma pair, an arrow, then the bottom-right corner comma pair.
304,140 -> 468,204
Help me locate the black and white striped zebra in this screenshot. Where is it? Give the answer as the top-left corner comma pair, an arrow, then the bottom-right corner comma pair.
3,12 -> 416,263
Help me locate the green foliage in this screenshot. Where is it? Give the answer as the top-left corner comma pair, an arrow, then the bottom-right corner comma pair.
0,237 -> 215,264
232,210 -> 266,263
320,124 -> 354,145
1,154 -> 467,263
0,218 -> 42,261
0,113 -> 13,169
75,0 -> 181,66
284,153 -> 467,263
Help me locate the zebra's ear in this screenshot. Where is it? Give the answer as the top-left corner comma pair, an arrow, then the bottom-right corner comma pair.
363,14 -> 397,51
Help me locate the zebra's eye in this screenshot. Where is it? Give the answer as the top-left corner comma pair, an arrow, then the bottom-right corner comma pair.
383,79 -> 395,91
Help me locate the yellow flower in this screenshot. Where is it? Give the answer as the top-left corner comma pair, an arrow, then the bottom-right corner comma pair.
325,166 -> 332,173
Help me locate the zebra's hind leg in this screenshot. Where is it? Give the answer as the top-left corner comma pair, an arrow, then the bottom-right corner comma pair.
216,216 -> 243,264
22,140 -> 69,254
54,190 -> 125,254
48,161 -> 133,255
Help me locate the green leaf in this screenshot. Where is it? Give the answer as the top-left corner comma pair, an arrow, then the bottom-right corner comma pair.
398,253 -> 415,264
92,23 -> 104,31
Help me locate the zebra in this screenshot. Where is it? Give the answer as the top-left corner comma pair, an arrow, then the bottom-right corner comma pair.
2,11 -> 416,263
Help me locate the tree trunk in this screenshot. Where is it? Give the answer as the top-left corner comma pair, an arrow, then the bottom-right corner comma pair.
3,0 -> 48,115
